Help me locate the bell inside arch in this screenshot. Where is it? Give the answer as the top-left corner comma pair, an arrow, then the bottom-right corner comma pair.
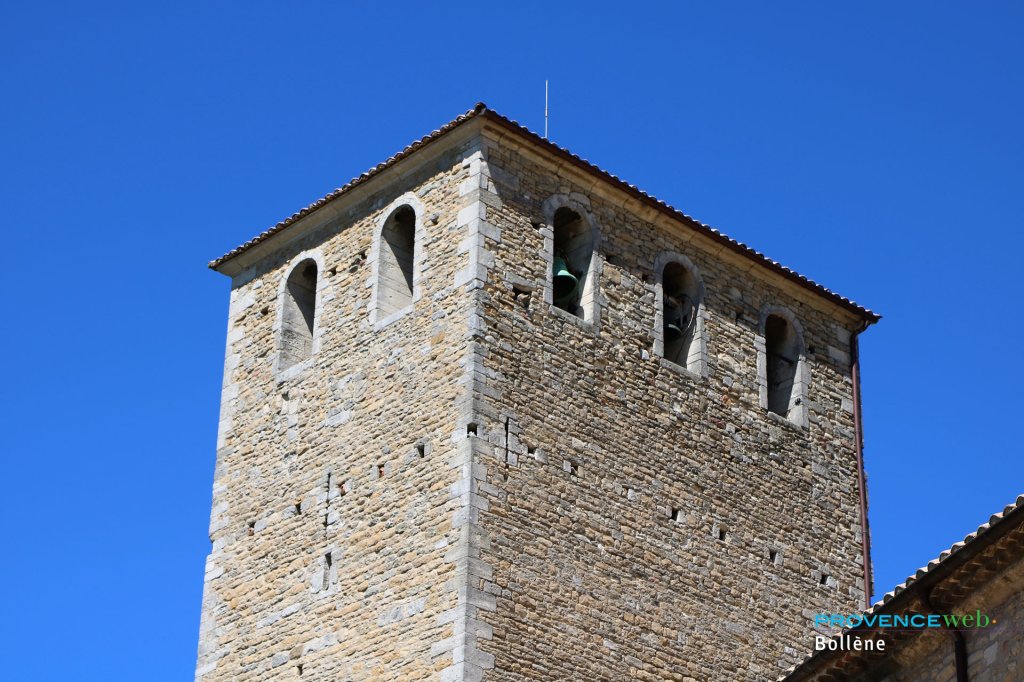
552,255 -> 579,306
664,293 -> 693,341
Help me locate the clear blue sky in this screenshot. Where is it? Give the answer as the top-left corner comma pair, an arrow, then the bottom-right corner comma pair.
2,2 -> 1021,679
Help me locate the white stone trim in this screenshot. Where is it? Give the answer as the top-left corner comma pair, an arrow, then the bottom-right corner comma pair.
756,305 -> 809,428
539,193 -> 602,328
272,249 -> 328,381
434,143 -> 497,682
652,251 -> 708,377
367,193 -> 428,328
196,277 -> 257,680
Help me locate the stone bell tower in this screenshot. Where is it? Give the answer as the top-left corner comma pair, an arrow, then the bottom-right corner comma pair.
196,104 -> 878,681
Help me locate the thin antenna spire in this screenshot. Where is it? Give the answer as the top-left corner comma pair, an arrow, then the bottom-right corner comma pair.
544,80 -> 549,139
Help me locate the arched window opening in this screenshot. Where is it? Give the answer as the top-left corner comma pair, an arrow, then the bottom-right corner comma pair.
765,314 -> 800,416
280,260 -> 318,370
551,207 -> 593,318
662,262 -> 700,367
378,205 -> 416,317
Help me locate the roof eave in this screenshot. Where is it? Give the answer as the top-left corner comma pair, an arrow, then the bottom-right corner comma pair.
476,109 -> 879,324
209,103 -> 880,323
208,104 -> 490,276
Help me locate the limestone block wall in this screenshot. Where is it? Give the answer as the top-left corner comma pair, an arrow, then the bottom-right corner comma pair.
468,129 -> 869,681
196,140 -> 482,681
963,586 -> 1023,681
198,119 -> 874,682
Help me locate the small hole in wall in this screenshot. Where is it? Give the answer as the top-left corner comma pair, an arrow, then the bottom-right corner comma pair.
322,551 -> 333,590
260,306 -> 269,316
294,502 -> 302,515
569,461 -> 579,477
819,572 -> 830,586
247,521 -> 255,536
297,663 -> 303,675
768,549 -> 778,564
466,423 -> 478,437
377,464 -> 385,478
641,273 -> 651,284
349,250 -> 366,272
416,443 -> 426,458
327,266 -> 337,277
807,345 -> 816,355
527,446 -> 536,456
512,285 -> 532,310
734,310 -> 743,322
718,529 -> 728,542
671,508 -> 683,523
530,221 -> 542,230
282,390 -> 290,401
337,482 -> 347,496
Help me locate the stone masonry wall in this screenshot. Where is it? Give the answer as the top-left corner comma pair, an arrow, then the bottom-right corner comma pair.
196,138 -> 486,681
468,128 -> 869,681
198,121 -> 873,682
963,583 -> 1023,682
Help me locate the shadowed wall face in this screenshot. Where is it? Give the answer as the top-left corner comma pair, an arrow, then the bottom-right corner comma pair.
469,128 -> 868,681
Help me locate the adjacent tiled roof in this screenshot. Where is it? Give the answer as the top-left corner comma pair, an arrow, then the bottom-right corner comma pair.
209,103 -> 879,322
781,493 -> 1024,680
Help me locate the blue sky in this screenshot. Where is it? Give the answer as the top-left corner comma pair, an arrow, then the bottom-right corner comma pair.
2,2 -> 1021,679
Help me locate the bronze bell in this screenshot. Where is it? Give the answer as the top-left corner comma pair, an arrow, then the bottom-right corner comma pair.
664,295 -> 684,340
553,256 -> 579,306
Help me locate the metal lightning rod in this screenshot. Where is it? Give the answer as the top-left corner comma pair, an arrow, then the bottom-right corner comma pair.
544,80 -> 549,139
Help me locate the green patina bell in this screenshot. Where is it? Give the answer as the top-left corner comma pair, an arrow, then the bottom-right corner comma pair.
552,256 -> 579,306
664,293 -> 693,340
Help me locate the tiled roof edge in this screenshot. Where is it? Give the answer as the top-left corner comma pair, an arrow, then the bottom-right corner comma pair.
208,103 -> 488,271
208,103 -> 880,322
476,109 -> 878,322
